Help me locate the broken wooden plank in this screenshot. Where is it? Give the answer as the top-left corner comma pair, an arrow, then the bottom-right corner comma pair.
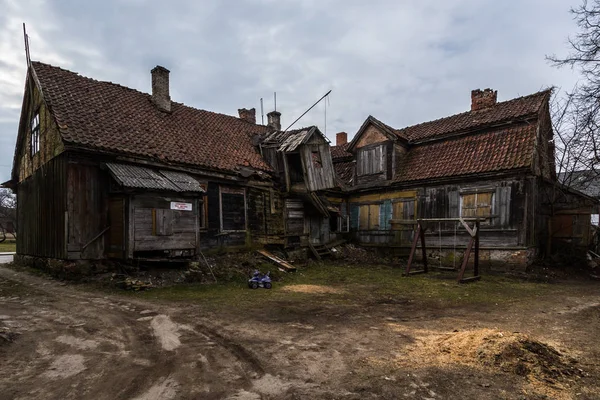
406,269 -> 427,276
307,242 -> 321,261
257,249 -> 296,272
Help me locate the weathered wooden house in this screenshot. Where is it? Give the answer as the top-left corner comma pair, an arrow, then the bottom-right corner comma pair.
330,89 -> 597,268
6,59 -> 596,269
3,61 -> 295,262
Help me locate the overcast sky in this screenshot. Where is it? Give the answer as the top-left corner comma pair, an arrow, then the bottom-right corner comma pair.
0,0 -> 584,183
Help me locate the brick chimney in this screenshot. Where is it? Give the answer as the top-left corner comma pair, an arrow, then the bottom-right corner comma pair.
471,88 -> 497,111
336,132 -> 348,146
151,66 -> 171,112
267,111 -> 281,131
238,108 -> 256,124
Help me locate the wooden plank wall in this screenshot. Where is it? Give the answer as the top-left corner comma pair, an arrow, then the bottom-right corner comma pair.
16,155 -> 67,259
129,195 -> 198,253
300,136 -> 336,191
348,178 -> 529,248
247,187 -> 285,243
354,142 -> 393,186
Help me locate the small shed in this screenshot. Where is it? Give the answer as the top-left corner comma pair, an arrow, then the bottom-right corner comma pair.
105,163 -> 205,260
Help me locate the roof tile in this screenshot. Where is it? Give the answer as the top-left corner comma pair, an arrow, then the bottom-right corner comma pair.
32,61 -> 271,174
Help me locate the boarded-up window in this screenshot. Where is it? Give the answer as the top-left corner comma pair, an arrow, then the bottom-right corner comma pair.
393,199 -> 416,220
461,192 -> 493,220
357,145 -> 383,176
393,198 -> 416,243
379,200 -> 392,230
153,209 -> 174,236
221,187 -> 246,231
359,204 -> 380,230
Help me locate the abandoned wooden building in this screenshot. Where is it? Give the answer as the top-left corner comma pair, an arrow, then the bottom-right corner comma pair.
329,88 -> 598,269
3,61 -> 298,262
4,59 -> 597,270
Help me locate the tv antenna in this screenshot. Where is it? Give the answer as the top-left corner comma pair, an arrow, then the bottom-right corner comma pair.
283,90 -> 332,132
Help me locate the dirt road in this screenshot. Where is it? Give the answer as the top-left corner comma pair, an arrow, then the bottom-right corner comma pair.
1,265 -> 599,399
0,266 -> 277,400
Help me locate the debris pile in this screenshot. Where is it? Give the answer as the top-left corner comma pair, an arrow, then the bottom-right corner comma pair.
435,329 -> 585,383
336,244 -> 392,265
111,274 -> 152,291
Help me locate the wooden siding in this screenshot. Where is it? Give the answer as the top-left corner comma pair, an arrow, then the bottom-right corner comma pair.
247,187 -> 285,244
349,179 -> 529,249
107,198 -> 125,258
129,195 -> 198,254
300,140 -> 336,192
17,81 -> 65,183
16,155 -> 67,258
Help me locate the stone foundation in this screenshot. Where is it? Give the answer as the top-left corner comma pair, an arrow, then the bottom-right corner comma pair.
13,255 -> 115,278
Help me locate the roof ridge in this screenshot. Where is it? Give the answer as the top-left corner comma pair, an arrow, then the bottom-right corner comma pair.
394,88 -> 552,138
31,60 -> 266,129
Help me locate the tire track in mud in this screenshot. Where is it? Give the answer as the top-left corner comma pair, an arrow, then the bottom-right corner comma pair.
193,322 -> 266,377
0,266 -> 269,399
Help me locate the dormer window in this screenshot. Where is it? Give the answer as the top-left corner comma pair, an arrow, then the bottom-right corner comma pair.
30,112 -> 40,156
357,144 -> 384,176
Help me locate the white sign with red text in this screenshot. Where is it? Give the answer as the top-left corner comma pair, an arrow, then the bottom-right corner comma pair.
170,202 -> 193,211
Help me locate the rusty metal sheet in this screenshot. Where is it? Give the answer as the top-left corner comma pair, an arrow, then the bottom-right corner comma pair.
106,163 -> 179,191
159,170 -> 205,193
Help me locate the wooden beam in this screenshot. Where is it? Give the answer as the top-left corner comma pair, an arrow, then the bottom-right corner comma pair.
420,224 -> 428,273
474,220 -> 480,277
405,223 -> 421,275
458,217 -> 477,237
457,236 -> 475,282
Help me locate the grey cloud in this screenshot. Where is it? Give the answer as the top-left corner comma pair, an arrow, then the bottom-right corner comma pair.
0,0 -> 582,182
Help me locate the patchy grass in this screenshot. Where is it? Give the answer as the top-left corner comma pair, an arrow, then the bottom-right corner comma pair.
131,263 -> 561,312
0,240 -> 16,253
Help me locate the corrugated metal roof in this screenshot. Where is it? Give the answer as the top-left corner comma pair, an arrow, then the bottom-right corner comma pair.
160,170 -> 205,192
106,163 -> 205,192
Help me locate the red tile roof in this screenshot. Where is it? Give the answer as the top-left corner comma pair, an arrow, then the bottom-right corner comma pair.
334,160 -> 355,185
32,61 -> 271,174
331,143 -> 352,160
395,124 -> 536,182
394,90 -> 550,142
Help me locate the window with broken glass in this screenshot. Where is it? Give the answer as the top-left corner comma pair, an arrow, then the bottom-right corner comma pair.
30,112 -> 40,157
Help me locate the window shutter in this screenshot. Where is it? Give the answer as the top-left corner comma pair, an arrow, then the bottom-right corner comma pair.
380,200 -> 392,230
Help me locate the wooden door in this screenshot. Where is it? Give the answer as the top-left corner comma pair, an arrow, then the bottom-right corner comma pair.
107,198 -> 125,258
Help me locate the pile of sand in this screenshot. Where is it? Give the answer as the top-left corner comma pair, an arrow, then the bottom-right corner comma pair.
280,285 -> 345,294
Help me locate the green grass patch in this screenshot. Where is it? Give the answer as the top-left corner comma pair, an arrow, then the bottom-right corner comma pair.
130,263 -> 559,312
0,240 -> 16,253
